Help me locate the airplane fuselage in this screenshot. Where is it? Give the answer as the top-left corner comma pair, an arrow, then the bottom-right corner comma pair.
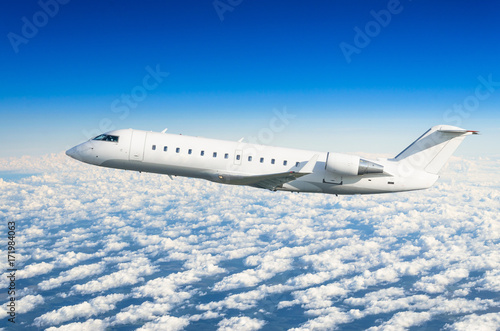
66,127 -> 462,195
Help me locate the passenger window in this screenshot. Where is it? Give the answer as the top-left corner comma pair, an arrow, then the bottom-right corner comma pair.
188,149 -> 192,155
176,148 -> 180,153
201,150 -> 205,156
283,160 -> 288,166
295,162 -> 300,167
163,146 -> 168,152
271,159 -> 275,164
248,156 -> 252,162
224,153 -> 229,159
152,145 -> 156,150
260,157 -> 264,163
236,155 -> 241,160
213,152 -> 217,158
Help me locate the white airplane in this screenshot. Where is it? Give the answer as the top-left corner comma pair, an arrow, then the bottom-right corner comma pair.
66,125 -> 477,195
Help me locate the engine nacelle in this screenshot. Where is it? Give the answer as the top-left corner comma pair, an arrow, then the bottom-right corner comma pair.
325,153 -> 384,176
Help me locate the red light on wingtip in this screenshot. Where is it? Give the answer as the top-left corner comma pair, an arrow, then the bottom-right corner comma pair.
467,130 -> 479,134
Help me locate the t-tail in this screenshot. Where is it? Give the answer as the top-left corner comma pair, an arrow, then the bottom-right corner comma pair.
387,125 -> 478,191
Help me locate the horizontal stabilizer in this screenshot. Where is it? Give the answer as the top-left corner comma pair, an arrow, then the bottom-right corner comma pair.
438,129 -> 479,134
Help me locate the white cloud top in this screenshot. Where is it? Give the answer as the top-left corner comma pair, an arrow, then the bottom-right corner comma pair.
1,152 -> 499,329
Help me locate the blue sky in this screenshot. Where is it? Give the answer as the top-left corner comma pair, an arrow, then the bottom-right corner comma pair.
1,0 -> 499,157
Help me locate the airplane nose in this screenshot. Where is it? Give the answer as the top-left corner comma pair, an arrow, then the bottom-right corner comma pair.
66,146 -> 79,160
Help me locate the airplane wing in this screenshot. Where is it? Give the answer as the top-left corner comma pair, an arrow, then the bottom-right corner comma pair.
231,154 -> 319,191
247,171 -> 309,190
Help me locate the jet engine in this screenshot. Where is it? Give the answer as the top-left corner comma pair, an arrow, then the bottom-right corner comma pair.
325,153 -> 384,176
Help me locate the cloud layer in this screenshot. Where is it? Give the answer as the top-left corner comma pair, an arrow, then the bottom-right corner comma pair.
0,152 -> 499,330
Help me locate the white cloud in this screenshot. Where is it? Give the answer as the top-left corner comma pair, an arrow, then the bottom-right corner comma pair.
34,294 -> 127,327
136,315 -> 189,331
189,311 -> 222,321
414,268 -> 470,293
104,240 -> 129,252
345,287 -> 404,305
213,257 -> 292,291
445,312 -> 500,331
198,289 -> 267,311
15,294 -> 45,314
289,307 -> 353,331
133,266 -> 216,300
427,297 -> 496,315
477,269 -> 500,292
280,282 -> 348,310
217,316 -> 266,331
31,247 -> 59,260
1,153 -> 499,330
17,262 -> 55,279
38,262 -> 105,290
112,301 -> 180,325
45,319 -> 107,331
54,251 -> 104,268
71,257 -> 157,294
367,311 -> 432,331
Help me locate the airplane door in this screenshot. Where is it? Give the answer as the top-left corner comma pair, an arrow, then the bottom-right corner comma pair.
129,130 -> 147,161
234,150 -> 242,165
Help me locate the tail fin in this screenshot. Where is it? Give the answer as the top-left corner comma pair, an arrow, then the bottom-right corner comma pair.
393,125 -> 478,174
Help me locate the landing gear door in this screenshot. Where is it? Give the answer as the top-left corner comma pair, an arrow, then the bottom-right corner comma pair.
129,130 -> 146,161
324,171 -> 342,184
323,152 -> 342,184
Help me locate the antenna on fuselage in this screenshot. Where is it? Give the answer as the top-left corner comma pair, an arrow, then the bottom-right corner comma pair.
161,128 -> 168,133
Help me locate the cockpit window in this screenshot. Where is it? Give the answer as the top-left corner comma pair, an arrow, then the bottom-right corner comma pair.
93,134 -> 119,142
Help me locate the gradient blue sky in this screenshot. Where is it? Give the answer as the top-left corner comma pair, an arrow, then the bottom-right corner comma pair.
1,0 -> 499,157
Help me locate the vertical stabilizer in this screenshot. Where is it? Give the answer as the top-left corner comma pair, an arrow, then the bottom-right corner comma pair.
394,125 -> 477,175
